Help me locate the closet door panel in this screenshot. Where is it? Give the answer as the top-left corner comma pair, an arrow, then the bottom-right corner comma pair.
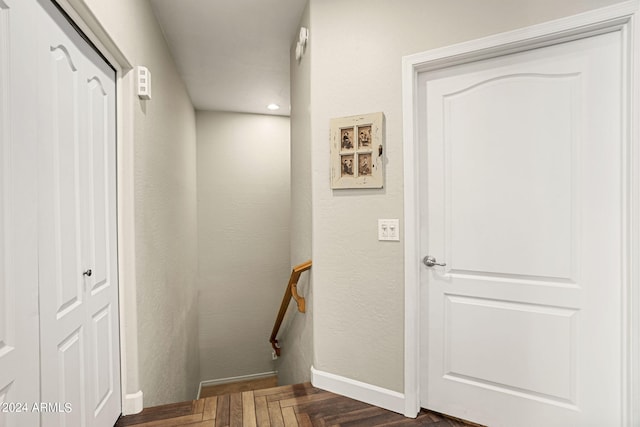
38,8 -> 89,425
37,1 -> 121,426
84,62 -> 120,425
0,0 -> 41,425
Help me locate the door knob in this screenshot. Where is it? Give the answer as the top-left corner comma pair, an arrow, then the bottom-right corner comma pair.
83,269 -> 92,277
423,256 -> 446,267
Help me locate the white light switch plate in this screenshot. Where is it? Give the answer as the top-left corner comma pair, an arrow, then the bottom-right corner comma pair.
378,219 -> 400,241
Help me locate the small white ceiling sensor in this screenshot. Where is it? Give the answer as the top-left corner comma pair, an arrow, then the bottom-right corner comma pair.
267,103 -> 280,111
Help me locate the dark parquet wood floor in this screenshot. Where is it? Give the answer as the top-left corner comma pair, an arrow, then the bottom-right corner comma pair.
114,383 -> 478,427
199,376 -> 279,399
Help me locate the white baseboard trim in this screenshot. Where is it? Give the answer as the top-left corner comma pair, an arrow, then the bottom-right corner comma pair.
310,367 -> 406,415
123,390 -> 144,415
197,371 -> 278,399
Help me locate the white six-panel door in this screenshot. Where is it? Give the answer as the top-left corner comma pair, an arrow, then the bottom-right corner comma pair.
0,1 -> 121,426
420,31 -> 622,426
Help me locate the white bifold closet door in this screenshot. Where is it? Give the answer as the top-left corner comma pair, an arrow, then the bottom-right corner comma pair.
0,1 -> 121,426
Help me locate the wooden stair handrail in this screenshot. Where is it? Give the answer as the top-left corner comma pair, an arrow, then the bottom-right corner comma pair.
270,260 -> 312,357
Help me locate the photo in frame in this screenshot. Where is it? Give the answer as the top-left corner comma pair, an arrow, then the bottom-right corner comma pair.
330,112 -> 384,189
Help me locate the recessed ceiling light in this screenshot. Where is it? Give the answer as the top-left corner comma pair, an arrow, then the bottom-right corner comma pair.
267,103 -> 280,111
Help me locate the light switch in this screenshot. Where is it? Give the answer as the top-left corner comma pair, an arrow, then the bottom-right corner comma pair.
378,219 -> 400,241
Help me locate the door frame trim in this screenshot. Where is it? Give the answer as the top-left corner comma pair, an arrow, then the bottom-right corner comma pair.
402,1 -> 640,423
46,0 -> 143,415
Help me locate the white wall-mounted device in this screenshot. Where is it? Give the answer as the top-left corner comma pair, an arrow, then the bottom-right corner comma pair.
136,66 -> 151,100
299,27 -> 309,47
295,27 -> 309,62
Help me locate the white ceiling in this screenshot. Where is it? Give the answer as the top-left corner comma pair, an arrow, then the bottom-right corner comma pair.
149,0 -> 306,116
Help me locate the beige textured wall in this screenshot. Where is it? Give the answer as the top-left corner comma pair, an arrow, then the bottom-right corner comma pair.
81,0 -> 199,407
309,0 -> 624,393
196,111 -> 291,381
275,3 -> 313,386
